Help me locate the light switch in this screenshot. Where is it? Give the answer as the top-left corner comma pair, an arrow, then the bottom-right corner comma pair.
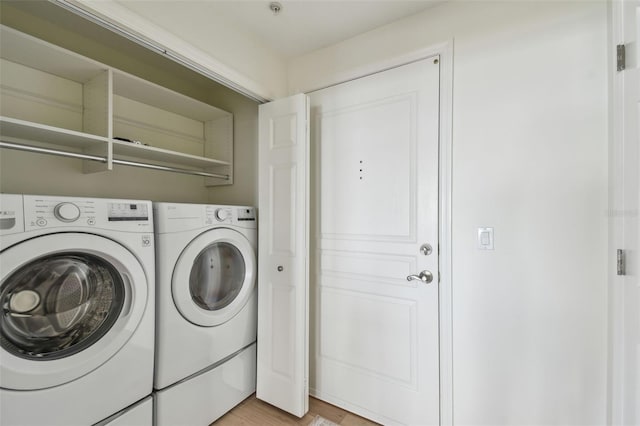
480,231 -> 490,245
478,227 -> 494,250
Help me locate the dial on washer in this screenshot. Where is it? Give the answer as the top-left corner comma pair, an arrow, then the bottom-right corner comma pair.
54,202 -> 81,222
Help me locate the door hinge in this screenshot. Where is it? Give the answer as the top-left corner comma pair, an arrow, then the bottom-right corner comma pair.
617,44 -> 626,71
617,249 -> 626,276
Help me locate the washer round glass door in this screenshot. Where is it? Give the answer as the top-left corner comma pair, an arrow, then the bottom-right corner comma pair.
172,228 -> 255,326
0,233 -> 148,390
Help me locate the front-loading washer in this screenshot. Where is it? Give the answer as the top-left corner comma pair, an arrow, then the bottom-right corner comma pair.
0,194 -> 155,426
153,202 -> 257,426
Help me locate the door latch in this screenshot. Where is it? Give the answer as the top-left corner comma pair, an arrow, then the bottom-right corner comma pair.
420,244 -> 433,256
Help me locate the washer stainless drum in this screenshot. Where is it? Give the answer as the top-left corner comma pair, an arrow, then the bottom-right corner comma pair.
153,202 -> 257,426
0,194 -> 155,426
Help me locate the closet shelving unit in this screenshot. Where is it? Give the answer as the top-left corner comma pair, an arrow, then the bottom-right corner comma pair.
0,25 -> 233,186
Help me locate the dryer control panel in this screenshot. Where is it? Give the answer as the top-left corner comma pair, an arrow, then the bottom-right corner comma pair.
205,206 -> 256,225
154,202 -> 256,233
237,208 -> 256,222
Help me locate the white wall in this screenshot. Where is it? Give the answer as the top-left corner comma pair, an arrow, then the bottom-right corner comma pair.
206,96 -> 259,207
290,1 -> 609,424
0,152 -> 208,202
76,0 -> 288,101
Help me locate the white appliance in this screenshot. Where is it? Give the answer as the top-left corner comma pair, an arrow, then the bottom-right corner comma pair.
0,194 -> 155,426
153,202 -> 257,426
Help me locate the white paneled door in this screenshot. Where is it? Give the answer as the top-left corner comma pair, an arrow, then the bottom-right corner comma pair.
257,94 -> 310,418
309,58 -> 440,425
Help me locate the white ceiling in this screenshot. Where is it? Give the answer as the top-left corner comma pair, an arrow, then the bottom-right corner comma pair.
114,0 -> 443,59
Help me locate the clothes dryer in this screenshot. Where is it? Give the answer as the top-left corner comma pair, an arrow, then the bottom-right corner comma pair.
0,194 -> 155,426
153,202 -> 257,425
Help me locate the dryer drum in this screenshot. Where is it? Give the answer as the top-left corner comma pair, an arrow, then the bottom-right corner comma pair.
189,242 -> 246,311
0,253 -> 125,360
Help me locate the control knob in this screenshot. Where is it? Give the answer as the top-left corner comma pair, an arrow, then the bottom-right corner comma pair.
54,202 -> 81,223
215,208 -> 230,221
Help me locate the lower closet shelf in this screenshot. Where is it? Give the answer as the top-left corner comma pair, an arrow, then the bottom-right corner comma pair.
0,141 -> 230,180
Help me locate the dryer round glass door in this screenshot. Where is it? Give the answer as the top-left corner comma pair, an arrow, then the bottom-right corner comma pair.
173,228 -> 255,327
0,233 -> 148,390
189,242 -> 246,311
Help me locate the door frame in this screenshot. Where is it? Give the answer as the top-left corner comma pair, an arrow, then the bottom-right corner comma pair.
608,0 -> 637,424
304,40 -> 454,426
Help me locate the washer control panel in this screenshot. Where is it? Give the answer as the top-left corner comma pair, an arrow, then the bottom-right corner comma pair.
22,196 -> 152,232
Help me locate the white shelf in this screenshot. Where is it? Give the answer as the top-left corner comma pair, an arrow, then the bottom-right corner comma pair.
113,71 -> 229,122
112,139 -> 229,169
0,117 -> 232,179
0,117 -> 109,149
0,25 -> 233,185
0,25 -> 107,83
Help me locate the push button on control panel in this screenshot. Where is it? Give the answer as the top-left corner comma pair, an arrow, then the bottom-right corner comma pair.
35,218 -> 47,227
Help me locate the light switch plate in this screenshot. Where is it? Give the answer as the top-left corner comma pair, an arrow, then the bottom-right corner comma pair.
477,227 -> 494,250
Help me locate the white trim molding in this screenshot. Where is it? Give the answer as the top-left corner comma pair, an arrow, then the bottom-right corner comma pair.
437,39 -> 455,426
297,42 -> 453,97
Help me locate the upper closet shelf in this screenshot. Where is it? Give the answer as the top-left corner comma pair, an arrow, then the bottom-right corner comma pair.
111,139 -> 229,169
0,23 -> 107,83
0,25 -> 234,186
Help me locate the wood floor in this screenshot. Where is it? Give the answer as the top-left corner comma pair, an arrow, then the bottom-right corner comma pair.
212,394 -> 380,426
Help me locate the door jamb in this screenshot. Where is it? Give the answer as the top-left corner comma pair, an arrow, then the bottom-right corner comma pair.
608,0 -> 632,424
608,0 -> 622,420
304,40 -> 455,426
